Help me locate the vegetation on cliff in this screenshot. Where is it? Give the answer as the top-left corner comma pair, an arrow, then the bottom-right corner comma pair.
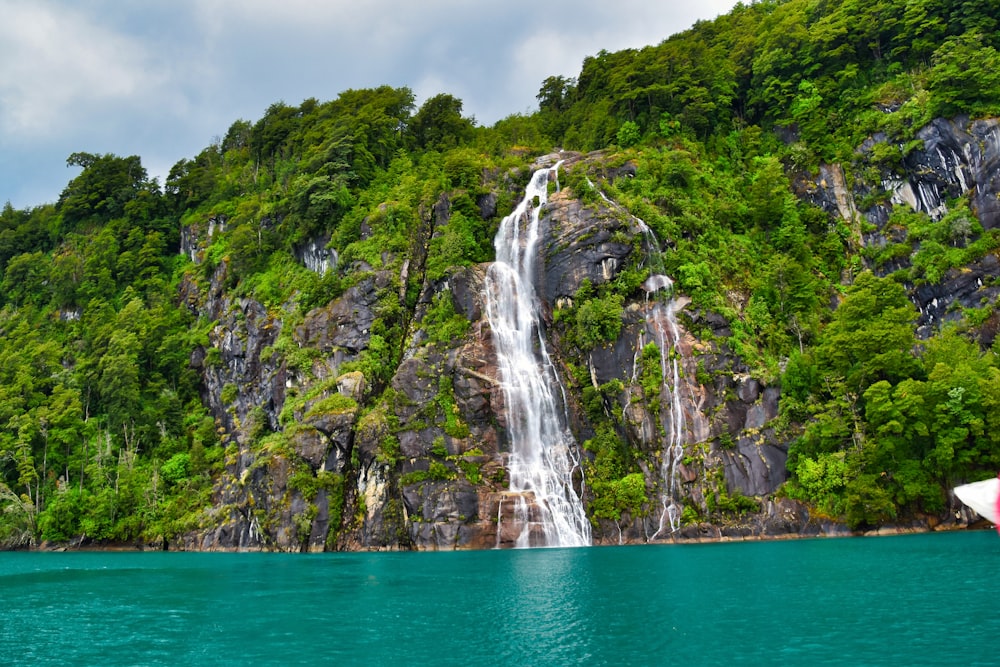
2,0 -> 1000,547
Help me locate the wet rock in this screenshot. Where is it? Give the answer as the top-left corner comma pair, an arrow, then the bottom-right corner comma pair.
402,480 -> 479,523
911,254 -> 1000,337
295,277 -> 379,353
201,297 -> 284,436
337,371 -> 366,401
720,433 -> 788,497
541,191 -> 635,302
295,234 -> 338,275
477,192 -> 498,219
446,267 -> 485,322
794,117 -> 1000,341
291,426 -> 330,469
896,117 -> 1000,229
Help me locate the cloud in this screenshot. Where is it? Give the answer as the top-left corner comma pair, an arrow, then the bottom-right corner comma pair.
0,0 -> 742,207
0,1 -> 170,138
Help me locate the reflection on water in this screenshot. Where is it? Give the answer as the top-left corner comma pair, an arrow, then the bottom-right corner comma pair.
1,532 -> 997,666
503,548 -> 592,663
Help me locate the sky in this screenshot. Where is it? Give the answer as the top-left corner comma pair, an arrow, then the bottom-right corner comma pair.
0,0 -> 741,209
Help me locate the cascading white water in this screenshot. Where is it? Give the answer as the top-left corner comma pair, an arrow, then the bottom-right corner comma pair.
635,220 -> 693,537
643,272 -> 687,536
484,163 -> 591,548
590,178 -> 694,538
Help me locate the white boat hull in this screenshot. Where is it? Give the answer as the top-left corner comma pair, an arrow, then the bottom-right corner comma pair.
954,477 -> 1000,524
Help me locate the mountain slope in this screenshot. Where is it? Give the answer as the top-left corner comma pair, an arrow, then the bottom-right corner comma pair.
2,0 -> 1000,548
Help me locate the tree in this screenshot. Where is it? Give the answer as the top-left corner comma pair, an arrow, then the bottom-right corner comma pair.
817,271 -> 919,396
616,121 -> 641,148
927,31 -> 1000,116
98,328 -> 141,434
537,75 -> 576,113
409,94 -> 474,151
1,252 -> 49,307
59,153 -> 150,230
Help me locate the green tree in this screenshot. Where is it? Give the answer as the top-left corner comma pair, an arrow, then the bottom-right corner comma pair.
1,252 -> 49,307
59,153 -> 151,230
616,121 -> 641,148
817,271 -> 919,395
98,328 -> 141,434
409,94 -> 474,151
927,31 -> 1000,116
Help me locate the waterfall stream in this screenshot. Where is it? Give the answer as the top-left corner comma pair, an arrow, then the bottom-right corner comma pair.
638,228 -> 689,538
590,180 -> 699,538
484,163 -> 591,548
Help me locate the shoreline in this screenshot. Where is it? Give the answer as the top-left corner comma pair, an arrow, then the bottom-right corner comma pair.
15,520 -> 994,553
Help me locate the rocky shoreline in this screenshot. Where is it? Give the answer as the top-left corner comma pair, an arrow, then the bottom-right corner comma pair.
25,509 -> 992,552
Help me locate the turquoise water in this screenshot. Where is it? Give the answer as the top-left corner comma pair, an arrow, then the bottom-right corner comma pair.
1,532 -> 997,666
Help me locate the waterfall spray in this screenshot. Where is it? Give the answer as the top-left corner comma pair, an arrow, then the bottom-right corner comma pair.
484,162 -> 591,548
590,179 -> 696,538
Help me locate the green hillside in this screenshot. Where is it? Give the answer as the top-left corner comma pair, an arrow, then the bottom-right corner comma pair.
3,0 -> 1000,548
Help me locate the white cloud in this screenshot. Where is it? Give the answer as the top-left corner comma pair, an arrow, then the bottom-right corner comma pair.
0,0 -> 168,137
0,0 -> 744,207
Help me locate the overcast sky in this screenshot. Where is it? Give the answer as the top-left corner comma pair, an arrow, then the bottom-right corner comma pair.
1,0 -> 741,208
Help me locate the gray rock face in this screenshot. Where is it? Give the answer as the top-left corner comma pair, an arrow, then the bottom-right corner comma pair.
295,234 -> 338,275
476,192 -> 498,220
179,215 -> 227,263
177,151 -> 798,552
721,436 -> 787,497
179,115 -> 1000,551
892,117 -> 1000,229
911,254 -> 1000,337
541,190 -> 635,302
800,117 -> 1000,231
794,116 -> 1000,338
295,278 -> 378,354
200,292 -> 285,436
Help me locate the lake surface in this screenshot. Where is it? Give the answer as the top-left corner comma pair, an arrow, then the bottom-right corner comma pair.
1,531 -> 997,666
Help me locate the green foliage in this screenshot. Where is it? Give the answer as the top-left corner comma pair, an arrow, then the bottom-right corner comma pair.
60,153 -> 161,232
289,467 -> 343,503
37,489 -> 84,542
4,0 -> 1000,544
425,211 -> 480,281
378,435 -> 401,466
787,294 -> 1000,527
401,460 -> 457,485
816,272 -> 919,394
785,451 -> 849,518
456,454 -> 483,485
421,291 -> 470,345
584,426 -> 647,525
616,121 -> 641,148
927,31 -> 1000,117
639,343 -> 663,404
305,393 -> 358,417
220,383 -> 238,405
592,473 -> 648,524
431,436 -> 448,458
409,94 -> 475,152
160,453 -> 191,486
562,279 -> 625,351
706,487 -> 760,517
435,375 -> 470,439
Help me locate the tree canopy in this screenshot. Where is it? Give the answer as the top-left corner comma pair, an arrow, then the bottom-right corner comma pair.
3,0 -> 1000,546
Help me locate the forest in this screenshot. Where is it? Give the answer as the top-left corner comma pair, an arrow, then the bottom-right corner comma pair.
2,0 -> 1000,547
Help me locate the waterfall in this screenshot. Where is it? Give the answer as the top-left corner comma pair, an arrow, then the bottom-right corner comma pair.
636,220 -> 695,538
484,163 -> 591,548
645,273 -> 687,536
590,179 -> 696,538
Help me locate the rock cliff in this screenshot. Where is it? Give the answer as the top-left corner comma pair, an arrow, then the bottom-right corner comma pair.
178,118 -> 1000,550
794,116 -> 1000,339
